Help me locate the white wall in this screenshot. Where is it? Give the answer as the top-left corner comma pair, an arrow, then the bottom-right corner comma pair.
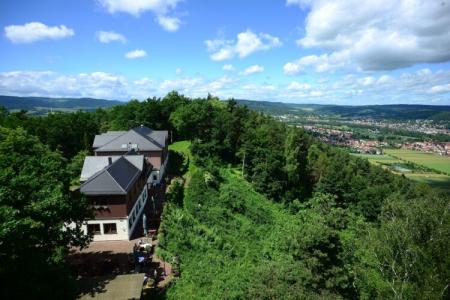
67,184 -> 151,241
67,218 -> 129,241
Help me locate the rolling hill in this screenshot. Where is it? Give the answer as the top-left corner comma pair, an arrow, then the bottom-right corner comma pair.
237,99 -> 450,120
0,95 -> 123,114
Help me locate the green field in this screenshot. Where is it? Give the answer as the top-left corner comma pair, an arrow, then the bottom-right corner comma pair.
384,149 -> 450,174
351,154 -> 403,168
352,152 -> 450,193
404,173 -> 450,191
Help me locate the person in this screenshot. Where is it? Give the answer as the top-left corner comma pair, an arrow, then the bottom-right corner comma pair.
153,269 -> 158,288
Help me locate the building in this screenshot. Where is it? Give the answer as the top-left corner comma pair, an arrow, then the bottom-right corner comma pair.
75,126 -> 169,241
93,125 -> 169,185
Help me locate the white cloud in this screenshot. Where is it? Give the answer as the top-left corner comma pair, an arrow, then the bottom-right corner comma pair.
287,81 -> 311,90
358,76 -> 375,86
160,78 -> 202,91
96,30 -> 126,43
0,71 -> 128,99
222,64 -> 235,71
175,68 -> 183,75
284,52 -> 349,75
377,75 -> 392,84
4,22 -> 74,44
205,30 -> 282,61
288,0 -> 450,71
98,0 -> 183,32
310,90 -> 323,97
429,84 -> 450,94
1,69 -> 448,104
98,0 -> 180,16
242,65 -> 264,75
125,49 -> 147,59
207,76 -> 234,90
157,16 -> 181,32
134,77 -> 153,85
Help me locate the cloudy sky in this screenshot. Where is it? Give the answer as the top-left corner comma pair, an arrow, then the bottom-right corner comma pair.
1,0 -> 450,105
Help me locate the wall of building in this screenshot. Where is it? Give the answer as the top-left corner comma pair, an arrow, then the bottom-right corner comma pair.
141,151 -> 162,169
127,186 -> 148,239
95,150 -> 165,170
95,151 -> 127,157
67,218 -> 129,241
89,195 -> 127,218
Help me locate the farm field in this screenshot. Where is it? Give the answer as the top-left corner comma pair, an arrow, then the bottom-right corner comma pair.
352,152 -> 450,193
404,173 -> 450,193
384,149 -> 450,174
352,154 -> 402,165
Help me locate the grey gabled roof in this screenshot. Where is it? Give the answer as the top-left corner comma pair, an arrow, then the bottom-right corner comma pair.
80,155 -> 144,182
93,126 -> 168,152
80,156 -> 120,182
80,155 -> 144,195
93,131 -> 126,149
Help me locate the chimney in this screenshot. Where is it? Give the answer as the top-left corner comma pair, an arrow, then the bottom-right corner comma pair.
108,157 -> 112,165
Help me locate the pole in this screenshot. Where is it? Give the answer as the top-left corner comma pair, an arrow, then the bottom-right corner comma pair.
241,151 -> 246,176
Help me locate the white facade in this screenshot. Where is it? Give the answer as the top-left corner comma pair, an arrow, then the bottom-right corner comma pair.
83,218 -> 129,241
68,185 -> 149,241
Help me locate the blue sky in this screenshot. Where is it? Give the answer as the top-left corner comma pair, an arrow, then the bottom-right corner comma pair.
0,0 -> 450,105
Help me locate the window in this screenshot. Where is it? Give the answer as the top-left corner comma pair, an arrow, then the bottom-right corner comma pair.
153,174 -> 158,181
103,223 -> 117,234
87,224 -> 101,235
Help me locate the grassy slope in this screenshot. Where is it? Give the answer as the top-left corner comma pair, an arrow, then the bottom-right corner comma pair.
160,142 -> 305,299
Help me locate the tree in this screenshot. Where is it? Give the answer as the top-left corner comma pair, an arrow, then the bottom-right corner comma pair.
284,127 -> 312,201
355,190 -> 450,299
67,149 -> 90,186
0,127 -> 91,299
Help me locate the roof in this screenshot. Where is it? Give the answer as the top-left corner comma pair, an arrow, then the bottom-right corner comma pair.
80,155 -> 144,195
93,125 -> 168,152
80,155 -> 144,182
92,131 -> 126,149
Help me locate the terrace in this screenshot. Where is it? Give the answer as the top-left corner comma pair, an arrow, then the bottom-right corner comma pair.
68,235 -> 173,299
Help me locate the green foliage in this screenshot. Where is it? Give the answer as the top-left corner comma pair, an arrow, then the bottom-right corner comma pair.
1,92 -> 448,299
355,189 -> 450,299
67,149 -> 90,186
0,126 -> 91,299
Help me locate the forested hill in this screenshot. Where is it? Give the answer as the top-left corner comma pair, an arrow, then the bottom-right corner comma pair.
1,92 -> 449,299
0,95 -> 122,113
3,95 -> 449,120
237,99 -> 450,120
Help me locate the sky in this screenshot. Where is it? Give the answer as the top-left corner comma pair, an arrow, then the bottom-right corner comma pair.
0,0 -> 450,105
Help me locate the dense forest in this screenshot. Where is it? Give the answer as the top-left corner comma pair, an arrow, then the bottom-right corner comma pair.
0,92 -> 449,299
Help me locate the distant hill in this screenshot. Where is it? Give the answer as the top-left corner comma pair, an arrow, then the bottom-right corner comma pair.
0,95 -> 123,114
237,99 -> 450,121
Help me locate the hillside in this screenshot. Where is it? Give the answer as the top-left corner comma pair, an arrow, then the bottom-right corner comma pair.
157,142 -> 352,299
0,95 -> 122,114
237,99 -> 450,120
